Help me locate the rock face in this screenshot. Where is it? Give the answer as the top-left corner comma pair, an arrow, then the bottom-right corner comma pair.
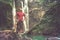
0,32 -> 19,40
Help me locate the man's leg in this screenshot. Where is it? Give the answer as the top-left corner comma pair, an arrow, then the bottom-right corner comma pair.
17,21 -> 24,33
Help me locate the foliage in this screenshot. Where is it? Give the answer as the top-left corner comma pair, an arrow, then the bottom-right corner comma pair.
0,1 -> 12,30
28,0 -> 60,36
0,0 -> 13,6
28,3 -> 60,36
29,0 -> 56,30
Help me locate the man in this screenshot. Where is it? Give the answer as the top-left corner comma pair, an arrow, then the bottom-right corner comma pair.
16,8 -> 25,33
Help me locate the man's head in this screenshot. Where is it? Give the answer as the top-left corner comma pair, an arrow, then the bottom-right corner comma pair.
16,7 -> 22,12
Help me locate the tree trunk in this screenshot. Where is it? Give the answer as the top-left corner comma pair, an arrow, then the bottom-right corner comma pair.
12,0 -> 17,32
